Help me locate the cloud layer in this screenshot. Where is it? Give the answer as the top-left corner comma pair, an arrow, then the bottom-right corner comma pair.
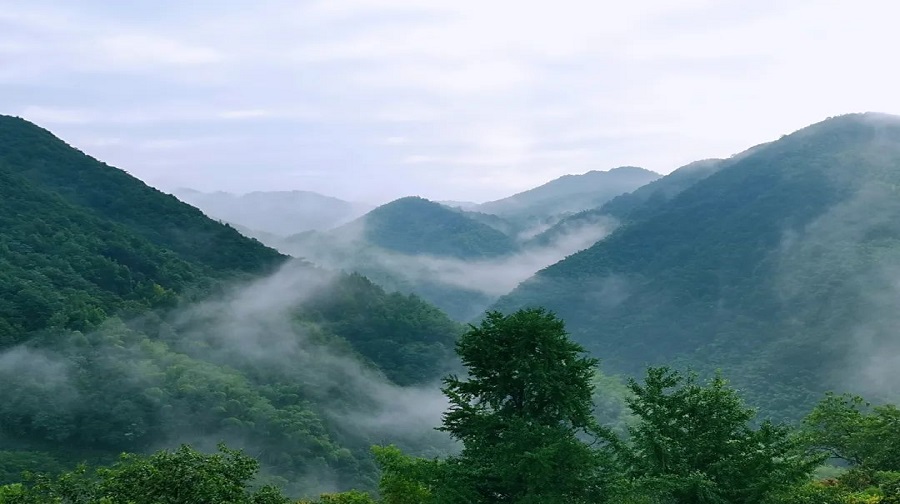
2,0 -> 899,202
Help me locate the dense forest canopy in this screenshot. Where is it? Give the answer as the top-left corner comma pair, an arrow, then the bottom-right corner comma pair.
4,309 -> 897,503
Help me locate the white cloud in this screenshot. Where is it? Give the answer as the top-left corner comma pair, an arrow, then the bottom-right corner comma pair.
2,0 -> 899,202
95,33 -> 223,67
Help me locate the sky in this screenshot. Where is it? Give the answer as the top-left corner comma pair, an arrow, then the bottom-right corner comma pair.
2,0 -> 899,204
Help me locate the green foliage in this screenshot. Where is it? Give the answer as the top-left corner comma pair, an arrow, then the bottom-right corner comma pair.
435,309 -> 618,503
0,116 -> 464,493
773,470 -> 900,504
621,367 -> 821,504
299,273 -> 462,385
0,116 -> 285,276
299,490 -> 378,504
0,444 -> 291,504
0,115 -> 287,346
804,393 -> 900,472
372,446 -> 434,504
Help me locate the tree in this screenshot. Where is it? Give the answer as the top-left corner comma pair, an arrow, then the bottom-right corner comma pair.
372,445 -> 434,504
623,367 -> 819,504
3,444 -> 290,504
803,393 -> 900,472
435,308 -> 618,503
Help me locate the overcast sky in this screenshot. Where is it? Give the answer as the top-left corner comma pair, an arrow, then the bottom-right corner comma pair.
2,1 -> 898,204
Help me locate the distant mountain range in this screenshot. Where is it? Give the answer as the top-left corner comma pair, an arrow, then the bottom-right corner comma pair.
172,188 -> 373,236
475,166 -> 660,220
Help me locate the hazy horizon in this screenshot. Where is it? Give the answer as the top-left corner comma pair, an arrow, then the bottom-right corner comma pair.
2,1 -> 898,203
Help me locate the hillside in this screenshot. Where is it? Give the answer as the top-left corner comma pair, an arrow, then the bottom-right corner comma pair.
493,113 -> 900,418
173,188 -> 373,236
599,158 -> 725,221
271,197 -> 519,320
527,158 -> 724,248
340,196 -> 519,259
476,166 -> 660,220
0,116 -> 286,345
0,116 -> 462,494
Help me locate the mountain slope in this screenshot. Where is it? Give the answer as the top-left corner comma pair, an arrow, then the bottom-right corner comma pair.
527,159 -> 724,248
0,115 -> 287,345
477,166 -> 660,219
173,188 -> 373,236
336,196 -> 519,259
493,113 -> 900,418
599,158 -> 725,221
0,117 -> 284,275
269,198 -> 519,320
0,116 -> 462,494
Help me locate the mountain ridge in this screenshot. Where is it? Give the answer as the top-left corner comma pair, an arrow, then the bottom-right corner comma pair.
476,166 -> 660,219
492,112 -> 900,417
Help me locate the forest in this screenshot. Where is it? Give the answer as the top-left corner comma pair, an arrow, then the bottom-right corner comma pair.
3,113 -> 900,502
2,309 -> 898,503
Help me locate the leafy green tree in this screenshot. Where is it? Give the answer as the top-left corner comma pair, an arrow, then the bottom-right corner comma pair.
372,445 -> 434,504
1,444 -> 289,504
435,308 -> 618,503
804,393 -> 900,472
623,367 -> 820,504
306,490 -> 377,503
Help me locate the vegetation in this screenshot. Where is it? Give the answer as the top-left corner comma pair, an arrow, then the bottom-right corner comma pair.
5,112 -> 900,502
338,196 -> 519,259
4,308 -> 895,503
0,116 -> 462,493
493,113 -> 900,417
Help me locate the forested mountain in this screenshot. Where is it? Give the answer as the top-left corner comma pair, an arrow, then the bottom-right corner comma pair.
335,196 -> 519,259
494,113 -> 900,418
172,188 -> 373,236
599,158 -> 724,221
0,115 -> 284,345
270,196 -> 618,321
526,158 -> 724,247
267,198 -> 523,321
0,116 -> 462,495
476,166 -> 660,220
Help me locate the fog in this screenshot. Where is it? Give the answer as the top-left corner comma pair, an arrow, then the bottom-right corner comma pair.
0,260 -> 455,495
170,261 -> 452,439
276,212 -> 618,320
775,181 -> 900,404
372,219 -> 614,297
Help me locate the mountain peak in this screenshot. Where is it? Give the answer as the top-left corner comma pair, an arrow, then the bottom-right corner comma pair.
478,166 -> 660,219
341,195 -> 518,259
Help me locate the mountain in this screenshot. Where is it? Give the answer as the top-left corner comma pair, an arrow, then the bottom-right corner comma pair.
172,188 -> 373,236
527,159 -> 724,248
269,197 -> 521,321
493,113 -> 900,418
599,158 -> 725,221
0,116 -> 462,494
476,166 -> 660,220
0,116 -> 287,345
332,196 -> 519,259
